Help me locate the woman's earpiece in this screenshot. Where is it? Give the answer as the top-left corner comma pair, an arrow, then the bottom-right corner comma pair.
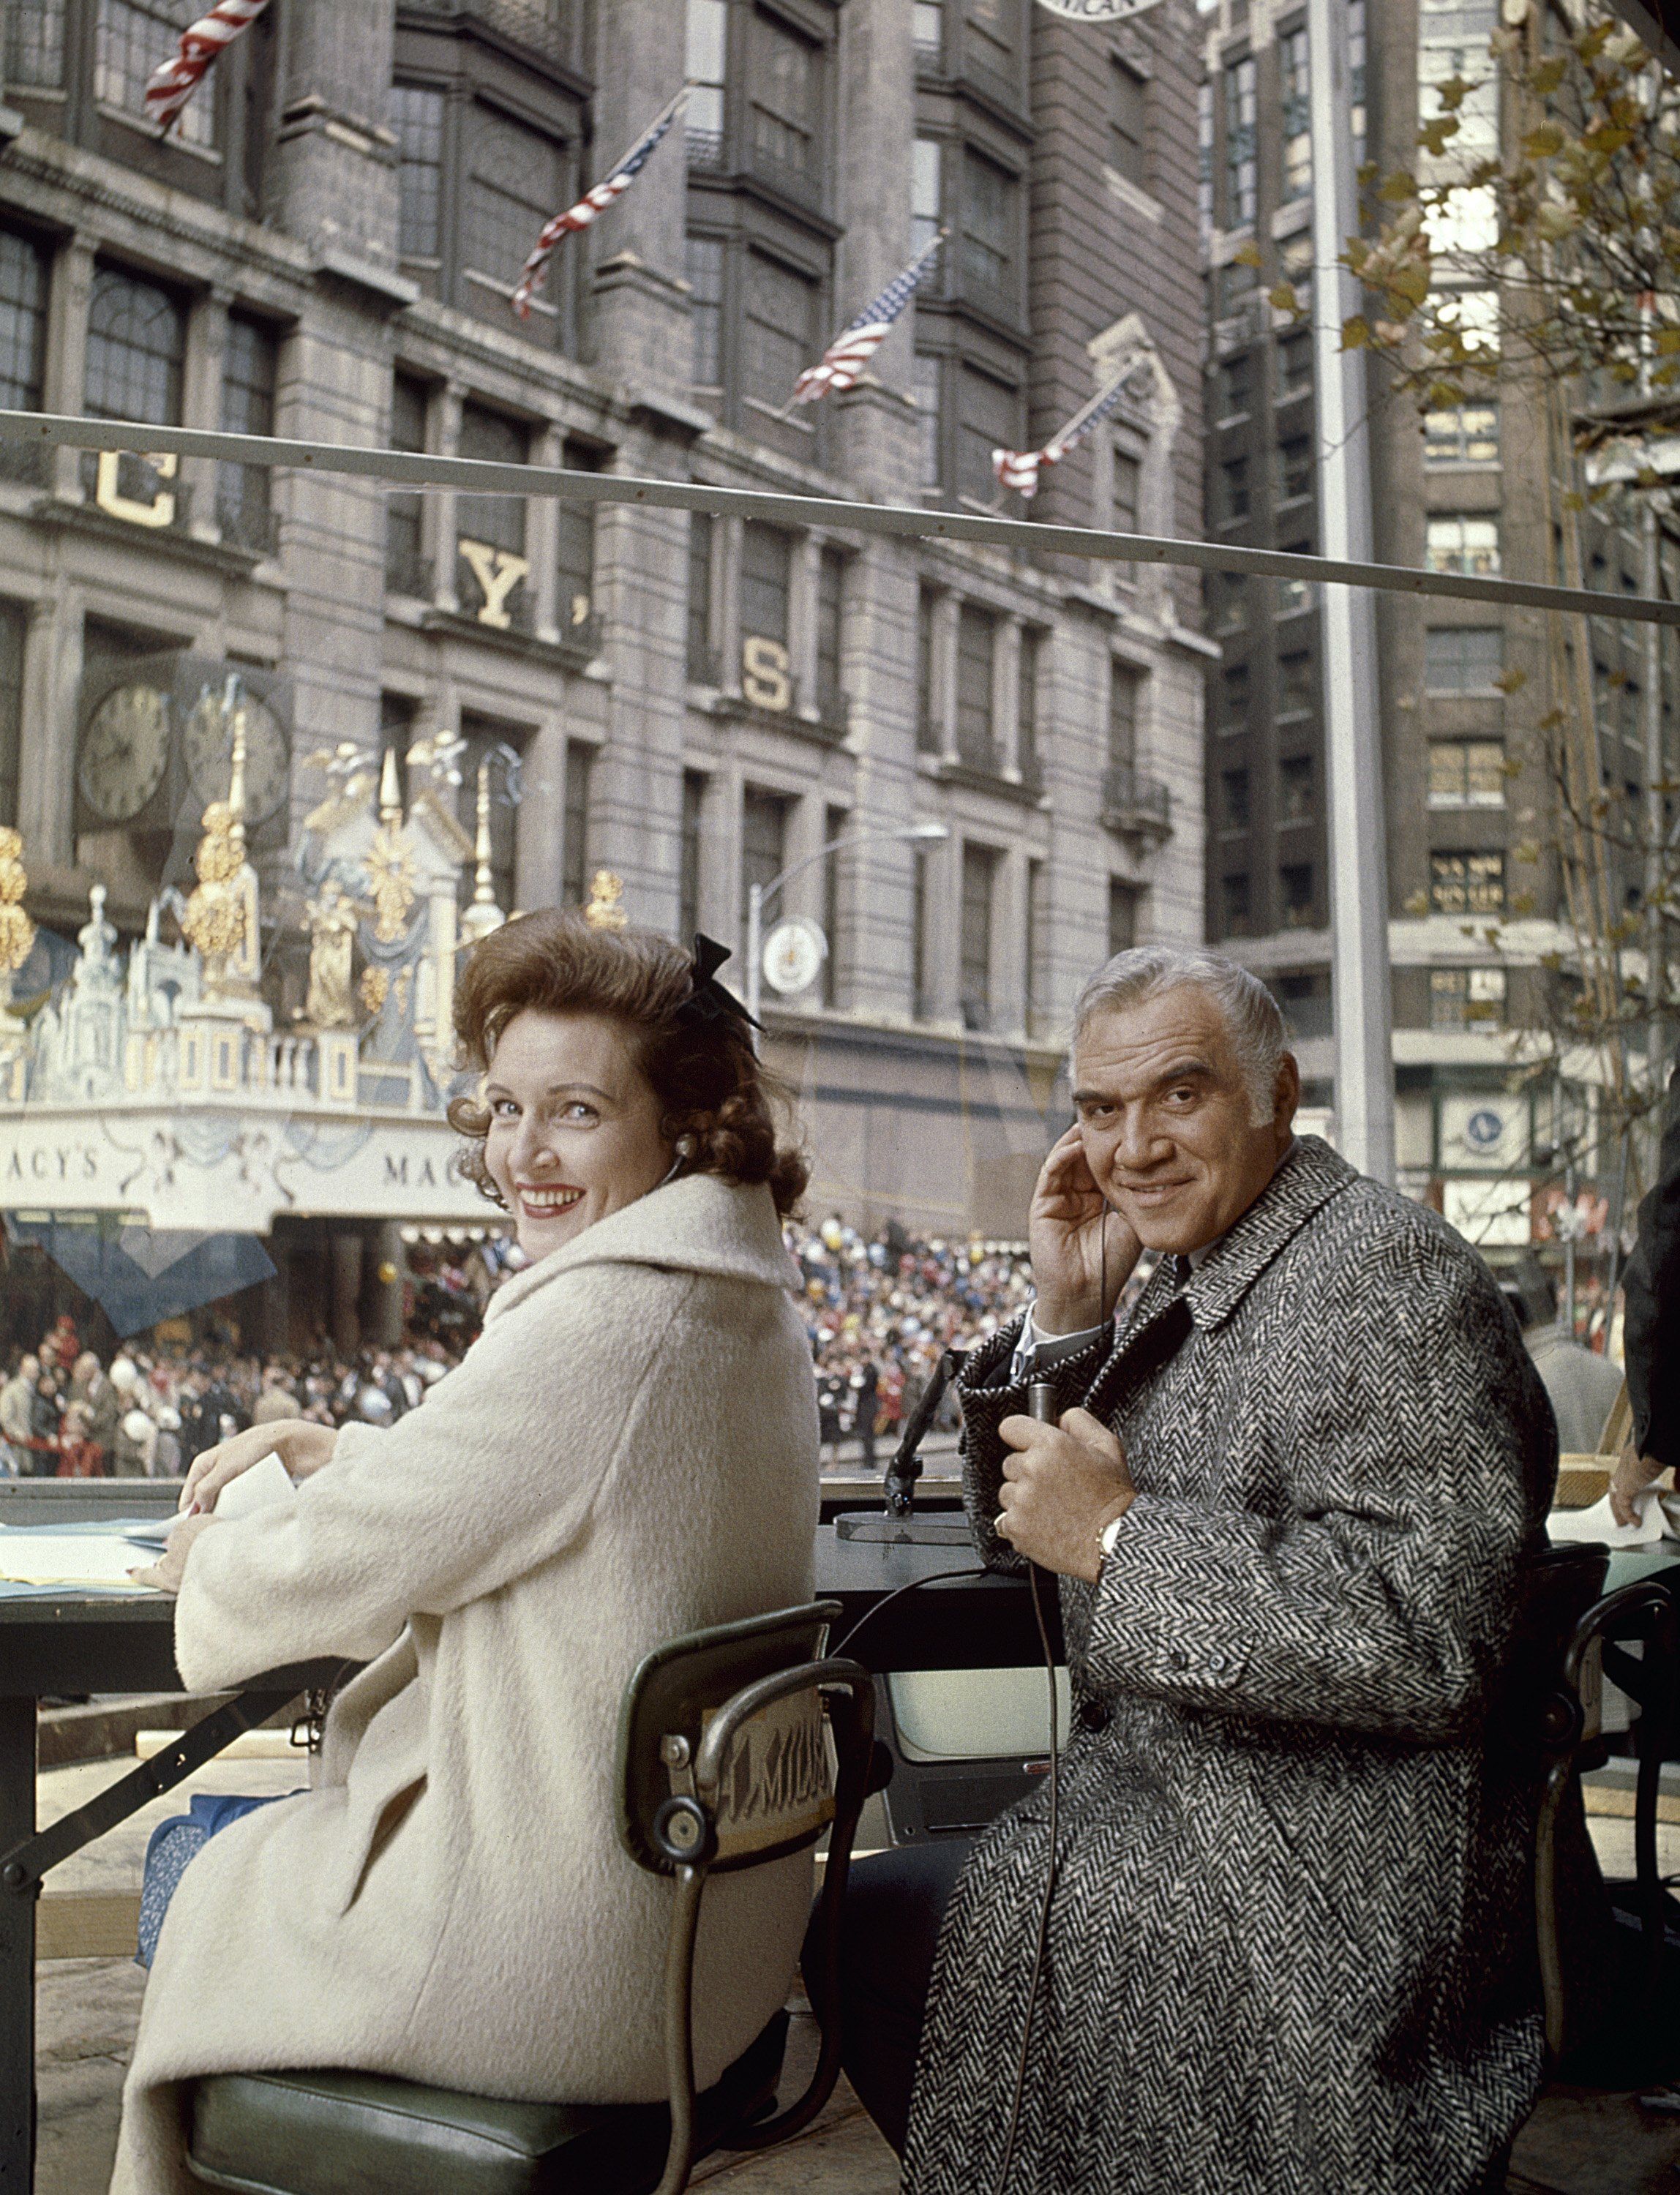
675,1136 -> 696,1159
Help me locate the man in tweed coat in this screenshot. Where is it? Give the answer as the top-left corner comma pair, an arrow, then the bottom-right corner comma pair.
828,947 -> 1557,2195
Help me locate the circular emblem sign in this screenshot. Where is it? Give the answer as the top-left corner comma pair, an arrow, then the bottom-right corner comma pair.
1464,1106 -> 1505,1152
762,918 -> 828,997
1035,0 -> 1166,18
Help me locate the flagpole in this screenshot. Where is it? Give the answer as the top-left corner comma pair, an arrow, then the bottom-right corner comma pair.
775,229 -> 948,419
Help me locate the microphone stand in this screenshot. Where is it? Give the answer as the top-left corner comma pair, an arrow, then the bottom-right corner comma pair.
834,1345 -> 971,1545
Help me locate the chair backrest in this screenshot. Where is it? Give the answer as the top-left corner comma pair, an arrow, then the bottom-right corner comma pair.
612,1601 -> 876,2195
617,1601 -> 843,1875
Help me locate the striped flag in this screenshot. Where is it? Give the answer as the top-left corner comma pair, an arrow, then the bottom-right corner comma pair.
143,0 -> 269,135
992,353 -> 1145,500
511,86 -> 689,320
787,230 -> 948,408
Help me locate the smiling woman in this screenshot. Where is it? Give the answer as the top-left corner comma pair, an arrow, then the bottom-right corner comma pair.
113,915 -> 822,2195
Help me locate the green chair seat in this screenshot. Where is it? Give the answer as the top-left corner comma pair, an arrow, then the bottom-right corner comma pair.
184,2011 -> 788,2195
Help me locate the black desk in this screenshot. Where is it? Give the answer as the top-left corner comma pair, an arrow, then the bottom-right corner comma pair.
0,1525 -> 1048,2192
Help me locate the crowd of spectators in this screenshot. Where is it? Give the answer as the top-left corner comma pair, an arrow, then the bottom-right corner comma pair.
0,1313 -> 460,1479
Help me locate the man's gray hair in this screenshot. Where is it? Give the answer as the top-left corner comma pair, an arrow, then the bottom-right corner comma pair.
1072,947 -> 1289,1125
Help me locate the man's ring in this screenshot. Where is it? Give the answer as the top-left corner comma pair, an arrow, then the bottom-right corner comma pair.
994,1511 -> 1009,1535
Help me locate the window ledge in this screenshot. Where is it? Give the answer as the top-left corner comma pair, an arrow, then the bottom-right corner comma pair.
1101,165 -> 1163,222
418,605 -> 601,667
97,101 -> 221,165
0,105 -> 23,143
918,754 -> 1046,807
30,494 -> 264,577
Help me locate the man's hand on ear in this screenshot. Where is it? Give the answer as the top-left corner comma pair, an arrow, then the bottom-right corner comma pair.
996,1406 -> 1136,1582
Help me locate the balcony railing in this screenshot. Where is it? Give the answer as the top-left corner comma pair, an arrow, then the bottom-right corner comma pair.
1100,764 -> 1173,838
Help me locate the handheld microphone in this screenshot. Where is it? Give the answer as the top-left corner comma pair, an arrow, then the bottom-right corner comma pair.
1027,1381 -> 1058,1426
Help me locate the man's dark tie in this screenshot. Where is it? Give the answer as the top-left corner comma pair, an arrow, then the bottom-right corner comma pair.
1163,1253 -> 1193,1291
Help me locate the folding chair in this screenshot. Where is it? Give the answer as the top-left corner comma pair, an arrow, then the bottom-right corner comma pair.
184,1599 -> 874,2195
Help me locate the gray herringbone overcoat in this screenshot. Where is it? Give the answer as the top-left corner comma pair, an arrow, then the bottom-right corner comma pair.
906,1137 -> 1558,2195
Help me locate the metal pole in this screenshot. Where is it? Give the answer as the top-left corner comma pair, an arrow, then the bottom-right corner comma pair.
746,882 -> 764,1028
1307,0 -> 1395,1185
1642,498 -> 1666,1114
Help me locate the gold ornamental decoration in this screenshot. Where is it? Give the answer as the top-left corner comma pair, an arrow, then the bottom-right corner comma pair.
584,870 -> 627,931
0,825 -> 35,977
180,800 -> 250,961
359,964 -> 391,1015
364,824 -> 417,944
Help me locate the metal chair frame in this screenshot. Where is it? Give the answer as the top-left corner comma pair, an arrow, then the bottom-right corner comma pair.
624,1605 -> 876,2195
1534,1577 -> 1678,2064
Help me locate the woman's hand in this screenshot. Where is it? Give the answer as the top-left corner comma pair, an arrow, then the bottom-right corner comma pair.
130,1512 -> 220,1596
1028,1126 -> 1142,1335
1609,1440 -> 1666,1528
180,1418 -> 337,1515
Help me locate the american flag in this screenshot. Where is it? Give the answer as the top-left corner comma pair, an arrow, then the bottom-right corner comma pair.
787,230 -> 948,408
512,87 -> 689,319
992,356 -> 1143,500
143,0 -> 269,134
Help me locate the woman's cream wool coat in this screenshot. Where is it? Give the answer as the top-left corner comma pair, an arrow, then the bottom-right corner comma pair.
112,1175 -> 821,2195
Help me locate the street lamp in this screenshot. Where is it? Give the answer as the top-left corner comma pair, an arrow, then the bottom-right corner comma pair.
745,822 -> 950,1027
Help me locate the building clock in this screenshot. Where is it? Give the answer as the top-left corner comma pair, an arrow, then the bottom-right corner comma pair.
77,683 -> 171,824
183,686 -> 290,823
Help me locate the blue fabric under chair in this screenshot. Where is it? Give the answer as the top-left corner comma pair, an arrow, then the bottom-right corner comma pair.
137,1790 -> 302,1967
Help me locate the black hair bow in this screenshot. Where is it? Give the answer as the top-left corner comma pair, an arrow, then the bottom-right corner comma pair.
680,933 -> 762,1031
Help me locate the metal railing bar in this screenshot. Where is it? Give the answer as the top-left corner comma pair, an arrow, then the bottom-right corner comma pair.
3,410 -> 1677,627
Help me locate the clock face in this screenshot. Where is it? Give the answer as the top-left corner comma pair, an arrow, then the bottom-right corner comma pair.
78,683 -> 170,824
184,686 -> 289,824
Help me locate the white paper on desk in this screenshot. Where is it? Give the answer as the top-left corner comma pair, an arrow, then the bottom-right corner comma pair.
0,1532 -> 155,1587
1548,1488 -> 1680,1548
211,1449 -> 299,1524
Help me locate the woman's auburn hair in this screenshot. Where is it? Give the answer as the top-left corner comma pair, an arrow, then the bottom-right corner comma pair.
446,910 -> 809,1218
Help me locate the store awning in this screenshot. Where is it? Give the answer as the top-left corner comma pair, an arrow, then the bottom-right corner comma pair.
4,1215 -> 276,1336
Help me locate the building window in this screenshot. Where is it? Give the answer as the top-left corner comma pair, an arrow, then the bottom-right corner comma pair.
1109,661 -> 1139,765
1277,330 -> 1312,400
1425,626 -> 1504,691
1278,650 -> 1314,716
680,770 -> 706,942
1220,661 -> 1250,733
1198,75 -> 1215,241
741,522 -> 792,648
1108,877 -> 1140,958
386,372 -> 429,597
1214,575 -> 1249,634
1220,767 -> 1250,833
1275,970 -> 1330,1040
393,83 -> 446,261
457,404 -> 529,628
686,0 -> 727,165
741,787 -> 790,936
956,604 -> 996,768
1220,456 -> 1250,522
1215,259 -> 1258,318
1425,405 -> 1500,465
1430,966 -> 1506,1029
1278,233 -> 1314,313
1216,353 -> 1252,420
686,235 -> 724,387
817,547 -> 846,724
1112,443 -> 1141,534
217,313 -> 278,554
915,1 -> 944,64
1278,538 -> 1315,611
1278,753 -> 1313,819
959,365 -> 1018,502
686,513 -> 715,683
1418,0 -> 1499,174
562,740 -> 593,909
1109,59 -> 1147,186
1280,862 -> 1315,927
1430,849 -> 1505,915
1221,872 -> 1251,938
743,250 -> 817,413
98,0 -> 214,147
1277,434 -> 1313,504
0,227 -> 48,486
1025,855 -> 1047,1032
555,441 -> 597,636
1427,515 -> 1501,577
961,149 -> 1017,302
1223,56 -> 1257,227
913,847 -> 934,1019
0,602 -> 23,828
912,138 -> 943,257
1428,739 -> 1506,807
1279,26 -> 1311,202
913,353 -> 942,489
918,588 -> 939,751
822,803 -> 846,1005
1349,0 -> 1367,167
750,10 -> 820,190
1018,629 -> 1039,777
86,265 -> 184,424
7,1 -> 67,88
463,106 -> 566,320
959,843 -> 996,1029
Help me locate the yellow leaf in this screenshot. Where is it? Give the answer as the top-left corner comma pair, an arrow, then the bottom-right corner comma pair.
1388,263 -> 1430,306
1561,490 -> 1585,511
1268,282 -> 1300,312
1493,667 -> 1528,694
1521,123 -> 1566,157
1379,170 -> 1420,202
1655,327 -> 1680,353
1341,315 -> 1372,350
1403,889 -> 1430,916
1232,241 -> 1264,269
1418,117 -> 1461,156
1530,56 -> 1568,93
